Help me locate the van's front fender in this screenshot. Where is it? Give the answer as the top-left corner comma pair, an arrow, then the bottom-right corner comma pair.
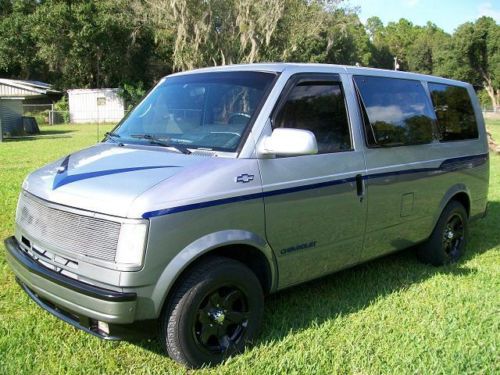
149,230 -> 278,317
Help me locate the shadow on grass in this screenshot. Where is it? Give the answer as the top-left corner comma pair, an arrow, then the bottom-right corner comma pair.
130,201 -> 500,356
40,129 -> 76,136
2,129 -> 76,142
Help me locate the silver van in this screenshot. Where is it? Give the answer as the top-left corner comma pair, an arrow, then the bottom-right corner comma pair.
5,64 -> 489,368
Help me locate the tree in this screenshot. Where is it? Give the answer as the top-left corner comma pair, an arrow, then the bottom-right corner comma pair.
31,0 -> 159,89
0,0 -> 13,16
366,17 -> 405,69
0,0 -> 496,102
407,23 -> 450,75
366,16 -> 384,40
434,17 -> 499,108
0,1 -> 42,79
288,9 -> 371,66
141,0 -> 354,70
464,17 -> 499,108
371,19 -> 418,71
142,0 -> 288,70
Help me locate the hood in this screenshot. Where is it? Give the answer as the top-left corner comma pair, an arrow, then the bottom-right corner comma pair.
23,143 -> 212,217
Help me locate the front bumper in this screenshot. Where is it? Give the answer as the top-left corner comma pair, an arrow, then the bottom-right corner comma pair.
4,236 -> 140,338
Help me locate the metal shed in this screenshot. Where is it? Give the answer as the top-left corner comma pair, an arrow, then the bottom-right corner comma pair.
0,79 -> 62,104
67,88 -> 125,124
0,97 -> 23,141
0,79 -> 63,133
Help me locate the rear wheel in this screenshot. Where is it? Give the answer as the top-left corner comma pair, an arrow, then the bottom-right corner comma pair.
160,256 -> 264,368
417,200 -> 468,266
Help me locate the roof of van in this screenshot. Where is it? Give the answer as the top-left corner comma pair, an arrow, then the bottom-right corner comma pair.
168,63 -> 470,88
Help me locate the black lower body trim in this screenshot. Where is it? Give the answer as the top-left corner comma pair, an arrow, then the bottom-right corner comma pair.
16,278 -> 158,340
16,278 -> 121,340
4,236 -> 136,302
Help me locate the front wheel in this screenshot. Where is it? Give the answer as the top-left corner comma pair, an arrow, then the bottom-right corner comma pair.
417,200 -> 468,266
160,256 -> 264,368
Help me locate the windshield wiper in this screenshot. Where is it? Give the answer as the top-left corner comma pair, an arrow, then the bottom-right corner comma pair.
105,131 -> 121,139
104,132 -> 124,145
129,134 -> 191,155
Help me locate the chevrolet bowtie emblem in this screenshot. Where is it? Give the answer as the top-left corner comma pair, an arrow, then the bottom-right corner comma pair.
235,174 -> 254,183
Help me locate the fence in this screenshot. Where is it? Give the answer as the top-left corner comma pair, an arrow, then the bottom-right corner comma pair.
68,109 -> 126,124
23,104 -> 55,125
22,104 -> 127,125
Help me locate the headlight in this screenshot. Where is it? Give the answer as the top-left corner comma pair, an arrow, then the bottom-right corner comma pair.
15,193 -> 23,223
115,221 -> 149,267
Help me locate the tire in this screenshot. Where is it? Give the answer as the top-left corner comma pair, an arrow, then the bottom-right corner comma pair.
159,256 -> 264,368
417,200 -> 468,266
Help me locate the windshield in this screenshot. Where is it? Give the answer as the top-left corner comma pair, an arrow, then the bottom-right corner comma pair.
113,71 -> 277,152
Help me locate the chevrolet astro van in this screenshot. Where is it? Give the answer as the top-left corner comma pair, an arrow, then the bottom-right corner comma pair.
5,64 -> 489,368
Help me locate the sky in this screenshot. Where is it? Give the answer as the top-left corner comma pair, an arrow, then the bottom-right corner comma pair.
347,0 -> 500,33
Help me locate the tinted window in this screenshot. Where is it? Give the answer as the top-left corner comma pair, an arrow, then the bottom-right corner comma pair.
428,83 -> 478,141
115,71 -> 276,152
274,81 -> 351,154
354,76 -> 435,147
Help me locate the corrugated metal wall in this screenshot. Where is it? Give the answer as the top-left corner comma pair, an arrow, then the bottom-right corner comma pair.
0,99 -> 23,138
68,89 -> 125,123
0,84 -> 37,97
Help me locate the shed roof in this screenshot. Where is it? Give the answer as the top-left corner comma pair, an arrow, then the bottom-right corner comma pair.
67,88 -> 120,94
0,78 -> 61,98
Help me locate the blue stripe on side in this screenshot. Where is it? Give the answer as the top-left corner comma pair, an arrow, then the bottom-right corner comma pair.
141,153 -> 489,219
365,153 -> 488,180
262,176 -> 357,197
142,192 -> 265,218
142,176 -> 359,218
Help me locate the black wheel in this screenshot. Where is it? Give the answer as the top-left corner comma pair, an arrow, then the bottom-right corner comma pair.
160,256 -> 264,368
417,200 -> 468,266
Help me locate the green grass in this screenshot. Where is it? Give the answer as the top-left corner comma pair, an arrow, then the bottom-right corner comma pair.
1,123 -> 499,374
488,118 -> 500,142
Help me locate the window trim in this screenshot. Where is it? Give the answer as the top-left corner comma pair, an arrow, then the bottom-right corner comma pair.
235,72 -> 281,155
427,81 -> 479,143
270,73 -> 354,156
353,75 -> 438,148
353,79 -> 379,148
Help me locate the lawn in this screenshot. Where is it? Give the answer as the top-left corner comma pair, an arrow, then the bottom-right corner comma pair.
0,122 -> 499,374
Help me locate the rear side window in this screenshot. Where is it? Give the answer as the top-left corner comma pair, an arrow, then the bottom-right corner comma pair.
354,76 -> 435,147
428,83 -> 479,141
274,81 -> 351,154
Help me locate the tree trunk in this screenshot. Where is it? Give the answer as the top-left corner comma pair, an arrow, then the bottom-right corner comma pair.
484,83 -> 498,110
480,68 -> 498,110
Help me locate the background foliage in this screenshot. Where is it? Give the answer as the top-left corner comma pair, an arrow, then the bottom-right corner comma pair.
0,0 -> 498,108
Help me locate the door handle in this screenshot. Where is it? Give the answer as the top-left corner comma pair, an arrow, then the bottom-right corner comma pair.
355,174 -> 364,197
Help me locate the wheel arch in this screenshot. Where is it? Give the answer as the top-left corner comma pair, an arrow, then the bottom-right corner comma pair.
433,184 -> 471,230
450,191 -> 470,217
151,230 -> 278,318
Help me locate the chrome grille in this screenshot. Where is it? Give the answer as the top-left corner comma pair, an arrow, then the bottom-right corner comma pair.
16,192 -> 121,262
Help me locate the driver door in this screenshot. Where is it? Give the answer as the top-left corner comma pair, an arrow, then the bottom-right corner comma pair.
259,73 -> 367,288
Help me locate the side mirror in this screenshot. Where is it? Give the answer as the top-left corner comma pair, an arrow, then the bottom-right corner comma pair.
258,128 -> 318,157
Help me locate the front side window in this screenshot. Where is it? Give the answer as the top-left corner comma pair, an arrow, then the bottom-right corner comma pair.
273,80 -> 351,154
428,83 -> 478,141
114,71 -> 276,152
354,76 -> 435,147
